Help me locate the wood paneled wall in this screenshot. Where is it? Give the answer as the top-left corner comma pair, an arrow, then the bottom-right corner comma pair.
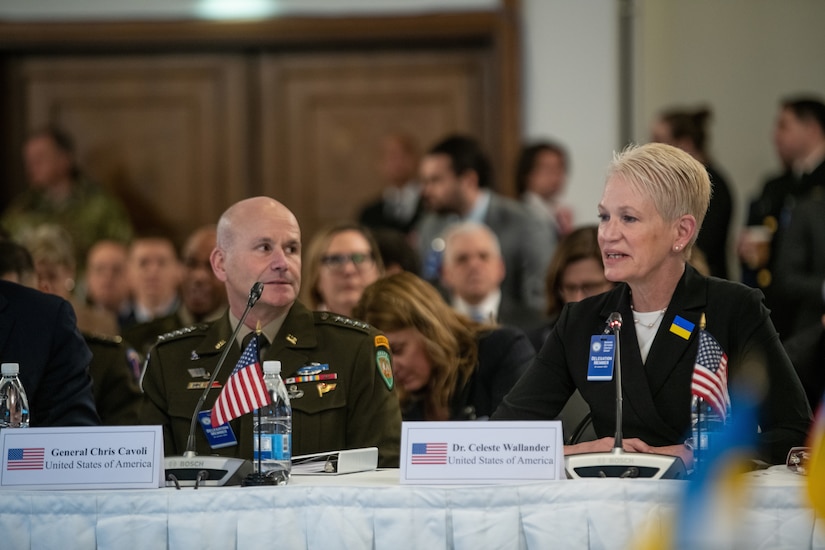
0,5 -> 520,245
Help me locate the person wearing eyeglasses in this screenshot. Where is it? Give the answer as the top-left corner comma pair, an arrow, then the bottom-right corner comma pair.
303,223 -> 385,319
529,225 -> 614,352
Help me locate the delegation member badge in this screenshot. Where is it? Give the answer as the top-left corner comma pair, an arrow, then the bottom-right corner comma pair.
587,334 -> 615,381
374,335 -> 394,391
198,410 -> 238,449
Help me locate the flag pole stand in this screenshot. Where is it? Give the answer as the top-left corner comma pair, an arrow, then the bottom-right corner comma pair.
243,407 -> 274,486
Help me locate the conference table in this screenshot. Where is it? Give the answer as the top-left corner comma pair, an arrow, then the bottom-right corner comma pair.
1,466 -> 821,549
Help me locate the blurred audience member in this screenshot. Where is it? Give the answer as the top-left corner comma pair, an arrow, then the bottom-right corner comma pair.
21,224 -> 118,336
121,234 -> 182,330
0,280 -> 100,427
124,225 -> 227,356
359,131 -> 423,235
440,221 -> 545,334
651,106 -> 733,279
303,223 -> 384,319
774,191 -> 825,339
354,272 -> 534,421
739,96 -> 825,338
531,225 -> 615,351
416,134 -> 554,311
3,237 -> 141,424
85,239 -> 132,329
371,227 -> 421,275
783,315 -> 825,412
516,140 -> 574,239
0,239 -> 37,287
1,126 -> 132,268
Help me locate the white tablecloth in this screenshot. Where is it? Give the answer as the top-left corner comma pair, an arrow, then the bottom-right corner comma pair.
1,467 -> 822,549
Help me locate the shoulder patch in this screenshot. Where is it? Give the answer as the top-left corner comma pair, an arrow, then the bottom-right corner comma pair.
156,324 -> 209,343
314,311 -> 371,333
374,336 -> 393,391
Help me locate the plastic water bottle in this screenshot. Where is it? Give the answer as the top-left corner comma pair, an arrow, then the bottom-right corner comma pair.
0,363 -> 30,429
689,395 -> 726,469
253,360 -> 292,484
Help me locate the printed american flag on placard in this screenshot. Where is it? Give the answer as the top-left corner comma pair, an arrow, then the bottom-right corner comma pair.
411,442 -> 448,464
691,329 -> 730,420
7,448 -> 45,470
210,334 -> 271,428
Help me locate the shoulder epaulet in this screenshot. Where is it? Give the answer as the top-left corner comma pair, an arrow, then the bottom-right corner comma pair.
83,332 -> 124,346
313,311 -> 371,333
156,323 -> 209,343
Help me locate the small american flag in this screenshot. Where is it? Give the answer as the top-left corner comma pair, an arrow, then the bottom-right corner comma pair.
411,442 -> 448,465
7,448 -> 45,470
691,329 -> 730,420
210,334 -> 271,428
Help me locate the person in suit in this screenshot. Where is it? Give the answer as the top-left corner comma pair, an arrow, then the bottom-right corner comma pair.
84,239 -> 132,330
415,134 -> 555,311
120,234 -> 182,331
0,280 -> 100,427
738,96 -> 825,338
358,131 -> 424,235
301,222 -> 384,319
774,194 -> 825,338
354,271 -> 534,421
516,140 -> 575,240
138,197 -> 402,467
783,315 -> 825,412
651,106 -> 734,279
439,220 -> 545,334
493,142 -> 811,466
2,238 -> 141,424
123,225 -> 227,357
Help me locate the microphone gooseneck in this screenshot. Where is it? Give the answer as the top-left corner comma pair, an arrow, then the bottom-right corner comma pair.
607,312 -> 624,451
183,281 -> 265,457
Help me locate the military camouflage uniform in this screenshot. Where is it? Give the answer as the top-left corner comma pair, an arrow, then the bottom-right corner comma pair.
1,176 -> 133,265
138,301 -> 401,467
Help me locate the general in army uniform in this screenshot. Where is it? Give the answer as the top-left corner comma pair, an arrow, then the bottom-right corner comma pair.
138,197 -> 401,467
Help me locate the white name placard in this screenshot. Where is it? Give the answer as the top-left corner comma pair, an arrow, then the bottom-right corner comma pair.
0,426 -> 164,490
400,421 -> 564,484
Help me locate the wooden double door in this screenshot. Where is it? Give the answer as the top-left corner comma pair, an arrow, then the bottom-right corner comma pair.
5,45 -> 503,245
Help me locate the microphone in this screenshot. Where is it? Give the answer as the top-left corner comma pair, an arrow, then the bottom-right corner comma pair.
608,312 -> 624,450
565,311 -> 687,480
164,281 -> 264,488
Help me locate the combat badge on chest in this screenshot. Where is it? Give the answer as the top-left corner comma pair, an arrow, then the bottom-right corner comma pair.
284,362 -> 339,400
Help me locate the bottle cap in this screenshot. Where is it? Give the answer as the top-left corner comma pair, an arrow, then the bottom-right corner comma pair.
1,363 -> 20,375
262,360 -> 282,374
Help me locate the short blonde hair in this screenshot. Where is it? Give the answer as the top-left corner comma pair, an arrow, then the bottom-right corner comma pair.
607,142 -> 711,251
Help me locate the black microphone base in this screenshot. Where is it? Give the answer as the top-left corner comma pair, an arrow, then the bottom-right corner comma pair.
164,455 -> 253,487
565,449 -> 687,480
242,472 -> 277,486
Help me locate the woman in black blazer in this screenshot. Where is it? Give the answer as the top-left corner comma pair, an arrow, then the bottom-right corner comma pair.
354,271 -> 534,421
494,143 -> 811,466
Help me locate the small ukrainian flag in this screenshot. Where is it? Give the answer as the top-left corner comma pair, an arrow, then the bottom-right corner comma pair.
669,315 -> 695,340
